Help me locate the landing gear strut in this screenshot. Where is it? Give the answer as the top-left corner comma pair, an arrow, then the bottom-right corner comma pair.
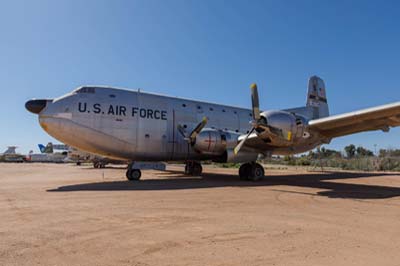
185,161 -> 203,176
126,162 -> 141,181
239,162 -> 264,181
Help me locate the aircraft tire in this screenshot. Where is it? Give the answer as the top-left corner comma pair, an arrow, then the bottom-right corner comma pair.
249,163 -> 264,182
192,163 -> 202,176
239,163 -> 251,180
185,162 -> 202,176
184,164 -> 192,175
126,169 -> 141,181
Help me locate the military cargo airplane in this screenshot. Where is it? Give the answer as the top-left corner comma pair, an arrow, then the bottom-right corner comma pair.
26,76 -> 400,181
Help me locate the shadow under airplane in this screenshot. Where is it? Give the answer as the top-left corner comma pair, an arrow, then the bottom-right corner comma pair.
47,170 -> 400,200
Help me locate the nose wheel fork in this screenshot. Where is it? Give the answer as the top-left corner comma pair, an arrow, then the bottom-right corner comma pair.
239,162 -> 264,181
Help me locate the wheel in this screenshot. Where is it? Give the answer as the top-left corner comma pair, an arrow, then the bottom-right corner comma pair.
93,162 -> 99,168
192,163 -> 203,176
184,164 -> 192,175
239,163 -> 251,180
249,163 -> 264,182
126,169 -> 141,181
126,169 -> 132,180
76,162 -> 81,166
185,162 -> 202,176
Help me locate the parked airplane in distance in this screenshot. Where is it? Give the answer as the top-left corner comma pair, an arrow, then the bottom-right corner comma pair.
67,147 -> 127,168
26,76 -> 400,181
27,142 -> 68,163
0,146 -> 25,162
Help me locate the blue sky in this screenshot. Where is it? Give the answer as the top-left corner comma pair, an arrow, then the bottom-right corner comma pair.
1,0 -> 399,154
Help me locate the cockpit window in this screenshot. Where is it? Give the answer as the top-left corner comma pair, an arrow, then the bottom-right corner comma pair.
75,87 -> 96,94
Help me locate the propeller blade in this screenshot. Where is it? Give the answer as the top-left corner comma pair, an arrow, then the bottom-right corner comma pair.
189,117 -> 208,142
250,83 -> 260,120
233,127 -> 255,155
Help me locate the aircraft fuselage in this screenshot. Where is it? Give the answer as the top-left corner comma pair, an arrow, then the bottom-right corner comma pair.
30,86 -> 323,163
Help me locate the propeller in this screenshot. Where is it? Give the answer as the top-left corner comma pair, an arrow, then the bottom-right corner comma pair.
178,117 -> 208,144
234,83 -> 265,155
251,83 -> 261,121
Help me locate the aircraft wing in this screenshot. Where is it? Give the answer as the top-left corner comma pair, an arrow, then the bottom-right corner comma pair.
308,102 -> 400,138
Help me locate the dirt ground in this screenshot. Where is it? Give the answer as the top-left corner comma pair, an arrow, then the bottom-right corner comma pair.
1,163 -> 400,266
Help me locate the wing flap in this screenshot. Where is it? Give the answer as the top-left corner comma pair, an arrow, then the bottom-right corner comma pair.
308,102 -> 400,138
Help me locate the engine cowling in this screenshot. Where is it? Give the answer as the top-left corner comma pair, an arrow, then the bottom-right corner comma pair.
259,110 -> 306,146
193,129 -> 240,155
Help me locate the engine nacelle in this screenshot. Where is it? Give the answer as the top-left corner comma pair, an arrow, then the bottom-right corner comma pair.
259,110 -> 306,146
193,129 -> 240,155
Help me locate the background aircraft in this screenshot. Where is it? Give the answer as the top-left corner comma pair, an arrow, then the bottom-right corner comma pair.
67,147 -> 127,168
0,146 -> 25,162
26,76 -> 400,181
27,142 -> 68,163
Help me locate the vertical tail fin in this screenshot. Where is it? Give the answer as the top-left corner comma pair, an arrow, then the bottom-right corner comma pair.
39,143 -> 54,153
306,76 -> 329,119
44,142 -> 54,153
3,146 -> 17,155
38,144 -> 46,153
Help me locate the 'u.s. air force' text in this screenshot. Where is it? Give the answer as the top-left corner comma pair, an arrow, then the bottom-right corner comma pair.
78,102 -> 167,120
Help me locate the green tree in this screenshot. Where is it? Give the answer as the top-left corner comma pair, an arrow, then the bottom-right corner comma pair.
344,144 -> 356,158
356,146 -> 374,157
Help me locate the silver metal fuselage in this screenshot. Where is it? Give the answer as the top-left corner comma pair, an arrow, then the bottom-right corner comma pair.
37,87 -> 322,162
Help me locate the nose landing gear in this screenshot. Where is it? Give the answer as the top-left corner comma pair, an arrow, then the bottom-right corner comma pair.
125,161 -> 166,181
126,168 -> 142,181
126,162 -> 141,181
239,162 -> 264,181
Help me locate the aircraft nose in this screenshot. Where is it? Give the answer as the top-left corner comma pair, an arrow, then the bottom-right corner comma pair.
25,99 -> 52,114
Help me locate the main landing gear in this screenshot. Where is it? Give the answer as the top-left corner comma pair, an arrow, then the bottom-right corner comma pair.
185,161 -> 203,176
239,162 -> 265,181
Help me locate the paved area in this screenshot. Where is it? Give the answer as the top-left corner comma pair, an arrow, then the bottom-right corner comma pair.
1,163 -> 400,266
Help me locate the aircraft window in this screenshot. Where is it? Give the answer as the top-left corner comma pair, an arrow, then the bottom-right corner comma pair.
235,130 -> 239,132
77,87 -> 96,94
182,104 -> 186,107
109,94 -> 116,98
197,105 -> 201,110
222,109 -> 226,112
249,113 -> 252,117
234,111 -> 237,114
183,125 -> 187,129
209,107 -> 213,111
145,134 -> 150,138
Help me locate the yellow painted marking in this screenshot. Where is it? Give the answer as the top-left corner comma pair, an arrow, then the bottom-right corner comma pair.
287,131 -> 292,141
